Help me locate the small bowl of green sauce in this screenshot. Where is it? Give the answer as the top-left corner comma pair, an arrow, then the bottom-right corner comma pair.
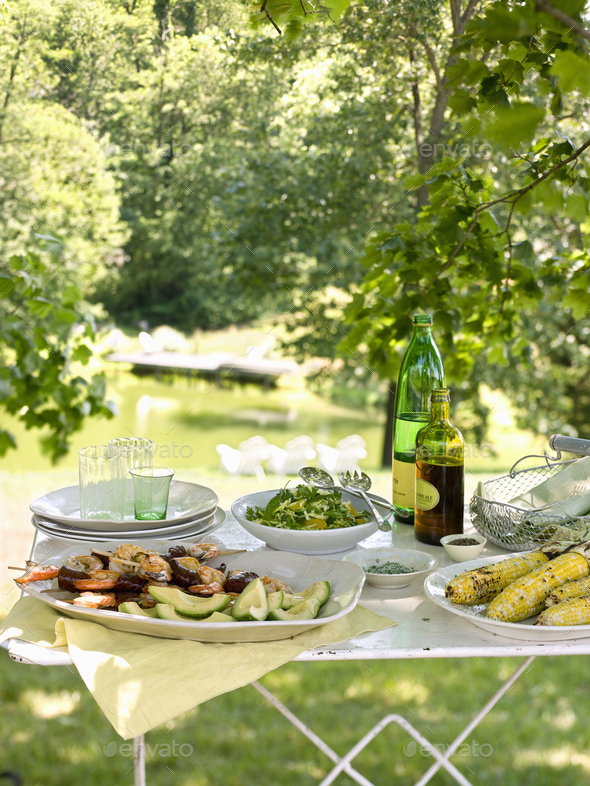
343,548 -> 438,589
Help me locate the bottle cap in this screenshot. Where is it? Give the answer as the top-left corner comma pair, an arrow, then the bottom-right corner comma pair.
413,314 -> 433,325
431,388 -> 450,403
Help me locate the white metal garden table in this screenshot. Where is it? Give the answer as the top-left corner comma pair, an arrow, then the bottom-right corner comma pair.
6,515 -> 590,786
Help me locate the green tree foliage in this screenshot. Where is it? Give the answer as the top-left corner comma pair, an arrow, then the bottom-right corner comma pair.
0,4 -> 127,283
0,251 -> 115,461
254,0 -> 590,441
342,0 -> 590,439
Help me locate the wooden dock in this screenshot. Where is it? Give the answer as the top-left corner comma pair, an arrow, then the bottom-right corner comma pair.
106,350 -> 298,381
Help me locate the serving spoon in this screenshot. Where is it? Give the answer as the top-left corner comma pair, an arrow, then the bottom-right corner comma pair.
339,470 -> 392,532
299,467 -> 392,532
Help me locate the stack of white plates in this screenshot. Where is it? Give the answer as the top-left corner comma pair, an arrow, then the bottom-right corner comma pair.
30,482 -> 225,542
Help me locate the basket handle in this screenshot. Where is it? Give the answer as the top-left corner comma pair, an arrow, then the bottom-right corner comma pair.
509,450 -> 562,478
549,434 -> 590,456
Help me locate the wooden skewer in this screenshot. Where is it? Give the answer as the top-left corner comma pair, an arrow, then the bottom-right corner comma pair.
218,549 -> 247,556
108,556 -> 142,567
8,566 -> 26,571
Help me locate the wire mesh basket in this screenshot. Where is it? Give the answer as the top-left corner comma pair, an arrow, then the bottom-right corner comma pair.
470,458 -> 590,551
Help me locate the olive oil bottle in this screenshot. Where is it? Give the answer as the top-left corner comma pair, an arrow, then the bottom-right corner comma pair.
414,388 -> 464,545
392,314 -> 445,524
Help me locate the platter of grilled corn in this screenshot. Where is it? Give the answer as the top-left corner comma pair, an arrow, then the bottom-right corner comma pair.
424,541 -> 590,641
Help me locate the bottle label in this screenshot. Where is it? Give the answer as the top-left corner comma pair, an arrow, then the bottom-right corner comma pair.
392,459 -> 416,507
415,478 -> 440,511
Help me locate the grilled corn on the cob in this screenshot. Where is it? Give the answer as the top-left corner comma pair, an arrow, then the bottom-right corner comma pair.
444,552 -> 548,606
545,575 -> 590,607
487,552 -> 590,623
536,595 -> 590,626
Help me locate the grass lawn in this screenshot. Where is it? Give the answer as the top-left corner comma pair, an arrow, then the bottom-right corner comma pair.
1,651 -> 589,785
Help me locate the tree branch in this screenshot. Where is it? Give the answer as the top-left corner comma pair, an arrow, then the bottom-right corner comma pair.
449,0 -> 462,36
417,38 -> 443,91
422,136 -> 590,294
533,0 -> 590,42
461,0 -> 481,27
260,0 -> 282,34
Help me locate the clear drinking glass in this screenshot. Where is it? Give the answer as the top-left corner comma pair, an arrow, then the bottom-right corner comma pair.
129,466 -> 175,520
109,437 -> 156,519
78,445 -> 125,520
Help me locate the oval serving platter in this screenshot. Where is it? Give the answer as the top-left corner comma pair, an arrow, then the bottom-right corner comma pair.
18,543 -> 365,643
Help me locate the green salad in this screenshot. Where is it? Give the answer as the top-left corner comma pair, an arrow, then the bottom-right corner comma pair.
245,484 -> 371,530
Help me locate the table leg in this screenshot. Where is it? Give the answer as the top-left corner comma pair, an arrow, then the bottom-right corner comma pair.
318,655 -> 536,786
412,654 -> 536,786
251,681 -> 375,786
133,735 -> 146,786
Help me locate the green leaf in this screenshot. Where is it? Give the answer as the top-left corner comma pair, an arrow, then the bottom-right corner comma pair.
486,103 -> 546,147
27,298 -> 53,318
551,50 -> 590,96
563,287 -> 590,320
565,194 -> 589,222
513,240 -> 535,267
447,89 -> 478,114
0,428 -> 17,456
0,275 -> 15,296
71,344 -> 93,364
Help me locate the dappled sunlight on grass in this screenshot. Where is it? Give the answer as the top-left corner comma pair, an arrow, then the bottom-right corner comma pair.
22,688 -> 81,719
1,653 -> 590,784
514,745 -> 590,774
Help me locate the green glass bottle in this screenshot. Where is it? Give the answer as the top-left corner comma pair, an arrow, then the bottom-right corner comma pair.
414,388 -> 464,546
392,314 -> 445,524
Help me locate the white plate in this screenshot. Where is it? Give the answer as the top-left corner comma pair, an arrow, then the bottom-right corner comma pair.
32,509 -> 215,538
344,548 -> 438,589
424,553 -> 590,642
32,508 -> 226,543
231,489 -> 391,554
19,545 -> 365,643
30,482 -> 219,529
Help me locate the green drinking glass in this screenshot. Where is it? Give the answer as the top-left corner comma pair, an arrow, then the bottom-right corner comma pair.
129,466 -> 175,520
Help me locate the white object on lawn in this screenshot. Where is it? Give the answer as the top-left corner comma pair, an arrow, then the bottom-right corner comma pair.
267,436 -> 317,475
138,331 -> 163,354
216,436 -> 269,479
315,435 -> 368,475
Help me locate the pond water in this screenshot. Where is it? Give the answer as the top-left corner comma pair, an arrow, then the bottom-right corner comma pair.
0,372 -> 387,474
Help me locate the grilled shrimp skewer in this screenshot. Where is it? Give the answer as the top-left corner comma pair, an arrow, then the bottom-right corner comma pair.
14,561 -> 60,584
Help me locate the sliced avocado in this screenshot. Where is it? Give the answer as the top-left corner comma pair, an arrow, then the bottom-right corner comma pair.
221,607 -> 234,616
281,593 -> 305,610
266,590 -> 284,613
202,611 -> 235,622
118,601 -> 158,618
148,586 -> 230,618
282,581 -> 331,609
231,578 -> 269,621
155,604 -> 191,621
269,598 -> 321,621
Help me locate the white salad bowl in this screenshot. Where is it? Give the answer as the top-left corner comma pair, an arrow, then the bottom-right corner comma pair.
343,547 -> 438,589
231,489 -> 390,555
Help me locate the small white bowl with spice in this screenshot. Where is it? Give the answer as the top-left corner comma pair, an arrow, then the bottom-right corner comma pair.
440,534 -> 487,562
343,547 -> 438,589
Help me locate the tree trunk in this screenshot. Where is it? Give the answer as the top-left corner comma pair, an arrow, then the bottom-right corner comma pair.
381,382 -> 396,468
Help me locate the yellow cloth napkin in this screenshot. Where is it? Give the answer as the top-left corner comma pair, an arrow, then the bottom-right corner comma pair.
0,596 -> 395,740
